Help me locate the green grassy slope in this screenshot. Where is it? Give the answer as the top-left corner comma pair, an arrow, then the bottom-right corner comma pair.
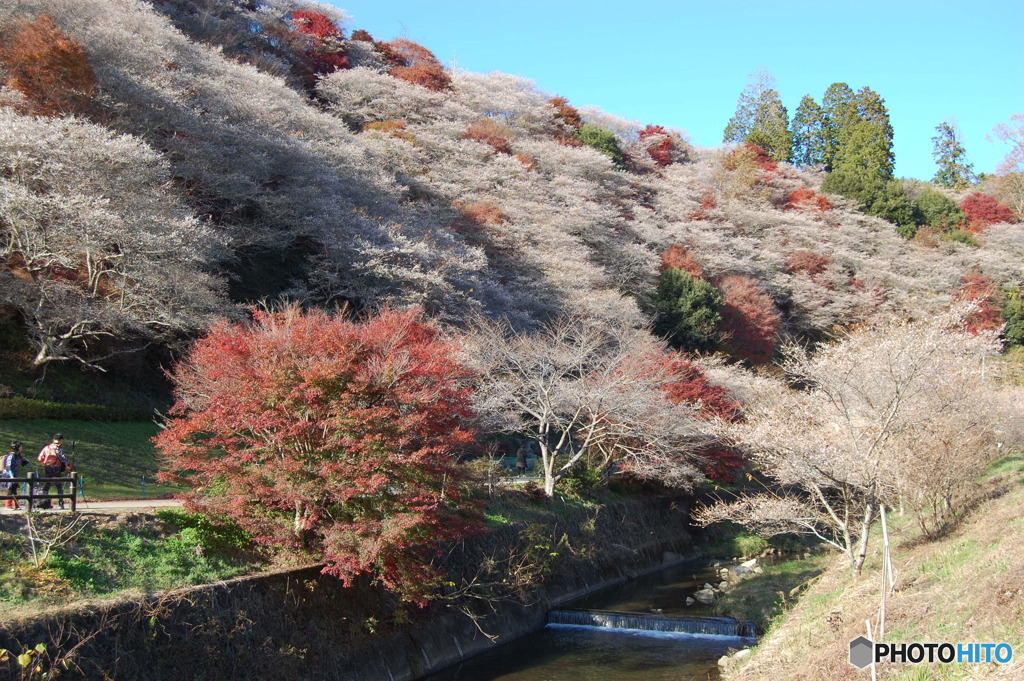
0,420 -> 184,500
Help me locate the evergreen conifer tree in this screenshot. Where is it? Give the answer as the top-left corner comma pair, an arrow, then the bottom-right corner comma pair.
821,82 -> 856,171
790,95 -> 827,168
723,70 -> 792,162
932,121 -> 976,189
849,86 -> 894,178
652,268 -> 722,353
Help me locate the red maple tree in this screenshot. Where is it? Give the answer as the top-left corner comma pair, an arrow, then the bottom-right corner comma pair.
659,244 -> 704,279
785,186 -> 833,211
638,125 -> 674,167
954,272 -> 1004,334
611,348 -> 746,484
381,39 -> 451,91
716,275 -> 781,365
549,96 -> 582,129
290,10 -> 349,84
659,355 -> 742,423
784,250 -> 832,276
960,192 -> 1016,233
462,118 -> 513,155
658,352 -> 746,483
458,200 -> 507,226
0,15 -> 96,116
156,306 -> 480,605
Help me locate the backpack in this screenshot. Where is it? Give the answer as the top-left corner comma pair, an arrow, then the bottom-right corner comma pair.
39,444 -> 63,468
1,452 -> 13,477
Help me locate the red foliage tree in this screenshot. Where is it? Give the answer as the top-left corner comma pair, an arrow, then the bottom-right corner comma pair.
514,153 -> 538,171
657,352 -> 745,483
381,39 -> 451,92
638,125 -> 675,167
784,250 -> 832,276
156,306 -> 481,605
726,143 -> 778,173
462,118 -> 513,155
954,272 -> 1004,334
659,356 -> 742,422
608,348 -> 745,484
785,186 -> 833,211
0,15 -> 96,116
549,96 -> 582,129
686,190 -> 718,221
292,10 -> 342,41
290,10 -> 349,85
716,275 -> 781,364
960,192 -> 1016,233
659,244 -> 704,279
458,201 -> 507,226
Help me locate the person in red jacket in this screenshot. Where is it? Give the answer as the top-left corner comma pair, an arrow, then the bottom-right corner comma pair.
37,433 -> 70,509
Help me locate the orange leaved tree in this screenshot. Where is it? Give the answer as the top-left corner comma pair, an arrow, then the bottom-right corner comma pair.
0,15 -> 96,116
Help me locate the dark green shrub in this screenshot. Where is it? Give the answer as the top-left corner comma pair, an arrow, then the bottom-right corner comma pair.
823,170 -> 920,235
561,461 -> 604,498
896,222 -> 919,239
1003,290 -> 1024,347
575,123 -> 624,167
914,188 -> 965,230
865,180 -> 920,229
0,396 -> 151,421
940,229 -> 978,247
652,268 -> 722,352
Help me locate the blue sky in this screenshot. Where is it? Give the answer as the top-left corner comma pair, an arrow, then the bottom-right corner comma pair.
327,0 -> 1023,181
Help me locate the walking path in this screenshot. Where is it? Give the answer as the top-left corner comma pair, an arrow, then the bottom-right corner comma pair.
1,474 -> 543,516
0,498 -> 182,514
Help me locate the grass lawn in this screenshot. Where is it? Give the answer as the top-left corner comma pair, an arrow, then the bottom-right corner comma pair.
0,419 -> 185,500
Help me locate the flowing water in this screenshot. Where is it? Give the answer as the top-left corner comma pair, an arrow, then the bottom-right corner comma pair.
421,560 -> 756,681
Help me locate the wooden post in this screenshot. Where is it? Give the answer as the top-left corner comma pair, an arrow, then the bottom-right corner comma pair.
70,472 -> 78,513
881,505 -> 895,593
26,471 -> 34,511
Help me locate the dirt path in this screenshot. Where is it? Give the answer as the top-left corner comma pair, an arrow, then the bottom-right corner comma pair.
0,498 -> 182,514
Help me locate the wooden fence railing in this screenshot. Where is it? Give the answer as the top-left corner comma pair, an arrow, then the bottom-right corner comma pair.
3,471 -> 79,512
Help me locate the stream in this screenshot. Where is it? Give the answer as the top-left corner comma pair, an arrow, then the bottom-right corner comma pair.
421,559 -> 756,681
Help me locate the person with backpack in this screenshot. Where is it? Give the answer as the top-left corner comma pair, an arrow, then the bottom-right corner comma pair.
3,441 -> 28,509
37,433 -> 70,510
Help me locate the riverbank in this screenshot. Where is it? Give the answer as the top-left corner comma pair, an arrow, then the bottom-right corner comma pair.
0,494 -> 694,680
720,455 -> 1024,680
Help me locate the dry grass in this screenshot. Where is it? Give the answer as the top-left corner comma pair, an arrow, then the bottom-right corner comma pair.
727,456 -> 1024,681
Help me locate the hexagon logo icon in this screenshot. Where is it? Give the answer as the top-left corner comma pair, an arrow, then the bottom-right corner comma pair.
849,636 -> 874,669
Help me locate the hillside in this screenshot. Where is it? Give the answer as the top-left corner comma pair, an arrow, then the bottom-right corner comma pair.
0,0 -> 1021,383
722,454 -> 1024,680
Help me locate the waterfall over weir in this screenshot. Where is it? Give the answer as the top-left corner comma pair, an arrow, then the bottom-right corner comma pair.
548,609 -> 757,638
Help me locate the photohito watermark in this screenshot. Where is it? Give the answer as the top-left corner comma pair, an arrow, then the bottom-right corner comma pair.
850,636 -> 1014,669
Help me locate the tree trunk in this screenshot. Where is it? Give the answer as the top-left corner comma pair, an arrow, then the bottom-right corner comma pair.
852,503 -> 873,576
538,440 -> 557,496
293,500 -> 305,540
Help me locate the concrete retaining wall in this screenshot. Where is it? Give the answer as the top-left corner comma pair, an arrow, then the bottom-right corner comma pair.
0,496 -> 693,680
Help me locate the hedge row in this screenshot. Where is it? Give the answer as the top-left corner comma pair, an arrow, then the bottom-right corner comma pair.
0,396 -> 152,422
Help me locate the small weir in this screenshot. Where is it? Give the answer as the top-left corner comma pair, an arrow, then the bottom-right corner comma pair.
421,559 -> 760,680
548,609 -> 757,638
